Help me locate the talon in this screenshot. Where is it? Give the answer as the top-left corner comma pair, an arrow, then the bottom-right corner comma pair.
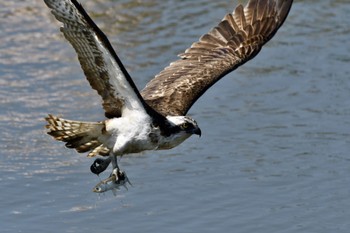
93,170 -> 131,194
117,170 -> 132,186
112,167 -> 119,176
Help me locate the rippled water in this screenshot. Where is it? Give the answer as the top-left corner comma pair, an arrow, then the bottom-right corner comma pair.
1,0 -> 350,232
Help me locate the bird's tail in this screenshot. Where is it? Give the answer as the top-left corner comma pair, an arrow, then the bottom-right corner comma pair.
45,114 -> 110,157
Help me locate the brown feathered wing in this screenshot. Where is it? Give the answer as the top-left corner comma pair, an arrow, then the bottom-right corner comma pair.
141,0 -> 293,116
44,0 -> 151,119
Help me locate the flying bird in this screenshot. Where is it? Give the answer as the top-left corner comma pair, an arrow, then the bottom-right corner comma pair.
44,0 -> 293,185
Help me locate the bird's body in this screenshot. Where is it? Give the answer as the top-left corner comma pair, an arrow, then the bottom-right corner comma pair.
104,115 -> 197,154
104,116 -> 155,154
46,114 -> 199,157
43,0 -> 293,190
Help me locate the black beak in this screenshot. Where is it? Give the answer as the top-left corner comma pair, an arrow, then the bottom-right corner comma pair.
193,127 -> 202,137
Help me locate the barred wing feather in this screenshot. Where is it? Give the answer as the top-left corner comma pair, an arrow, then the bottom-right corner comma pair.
44,0 -> 148,118
142,0 -> 293,116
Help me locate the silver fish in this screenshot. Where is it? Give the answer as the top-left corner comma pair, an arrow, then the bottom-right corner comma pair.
93,169 -> 131,195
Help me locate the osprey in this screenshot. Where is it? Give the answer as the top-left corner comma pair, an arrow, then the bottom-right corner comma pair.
44,0 -> 293,185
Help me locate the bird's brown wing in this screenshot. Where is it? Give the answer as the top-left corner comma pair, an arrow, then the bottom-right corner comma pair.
141,0 -> 293,116
44,0 -> 150,118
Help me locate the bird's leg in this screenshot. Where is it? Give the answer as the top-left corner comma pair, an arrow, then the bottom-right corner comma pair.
109,154 -> 131,188
110,154 -> 120,182
111,154 -> 119,170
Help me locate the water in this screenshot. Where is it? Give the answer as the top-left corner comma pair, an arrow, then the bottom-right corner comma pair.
1,0 -> 350,232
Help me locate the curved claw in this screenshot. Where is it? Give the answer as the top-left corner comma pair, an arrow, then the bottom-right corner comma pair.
117,169 -> 132,187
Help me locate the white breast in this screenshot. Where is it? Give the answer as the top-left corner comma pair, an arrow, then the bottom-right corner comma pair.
104,114 -> 158,155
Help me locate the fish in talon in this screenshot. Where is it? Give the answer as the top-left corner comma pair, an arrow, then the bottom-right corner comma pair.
93,170 -> 131,194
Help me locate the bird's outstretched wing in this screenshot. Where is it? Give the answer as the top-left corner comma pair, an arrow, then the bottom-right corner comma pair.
141,0 -> 293,116
44,0 -> 149,118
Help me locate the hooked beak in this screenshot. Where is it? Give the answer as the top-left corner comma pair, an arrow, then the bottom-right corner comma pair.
193,127 -> 202,137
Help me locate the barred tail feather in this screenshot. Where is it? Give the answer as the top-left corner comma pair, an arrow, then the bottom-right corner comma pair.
45,114 -> 110,157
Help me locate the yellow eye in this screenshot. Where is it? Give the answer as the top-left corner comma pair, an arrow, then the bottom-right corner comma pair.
181,122 -> 190,129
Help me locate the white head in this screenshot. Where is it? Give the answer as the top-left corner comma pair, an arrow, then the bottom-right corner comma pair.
157,116 -> 201,150
167,115 -> 201,136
